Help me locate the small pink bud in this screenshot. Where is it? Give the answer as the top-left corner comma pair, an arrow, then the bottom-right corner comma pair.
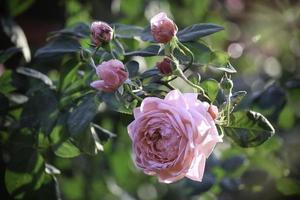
150,12 -> 177,43
90,21 -> 113,46
208,105 -> 218,120
156,58 -> 173,75
90,59 -> 128,93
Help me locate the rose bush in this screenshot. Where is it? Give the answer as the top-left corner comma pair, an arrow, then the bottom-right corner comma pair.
128,90 -> 222,183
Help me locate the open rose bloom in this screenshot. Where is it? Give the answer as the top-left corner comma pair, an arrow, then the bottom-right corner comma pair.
150,12 -> 177,43
90,59 -> 128,93
128,90 -> 222,183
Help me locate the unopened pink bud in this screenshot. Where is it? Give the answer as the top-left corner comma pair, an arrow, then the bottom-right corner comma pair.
208,105 -> 218,120
90,21 -> 113,46
150,12 -> 177,43
156,58 -> 173,75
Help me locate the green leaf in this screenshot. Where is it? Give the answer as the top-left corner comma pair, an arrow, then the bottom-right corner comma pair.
0,47 -> 21,63
113,23 -> 143,39
276,178 -> 300,196
53,139 -> 81,158
35,37 -> 81,58
0,93 -> 9,116
209,51 -> 236,73
67,93 -> 102,155
140,26 -> 155,42
177,23 -> 224,42
110,38 -> 125,60
220,91 -> 247,112
49,22 -> 90,39
67,93 -> 98,135
100,92 -> 133,114
140,68 -> 161,80
8,0 -> 35,16
125,60 -> 139,78
16,67 -> 53,86
21,86 -> 58,135
91,123 -> 116,142
5,148 -> 45,199
59,60 -> 81,91
223,110 -> 275,147
0,70 -> 15,94
125,45 -> 161,57
200,79 -> 219,102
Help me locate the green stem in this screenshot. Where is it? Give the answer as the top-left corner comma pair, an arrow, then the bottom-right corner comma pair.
89,57 -> 97,70
125,84 -> 143,102
177,41 -> 194,68
174,69 -> 209,100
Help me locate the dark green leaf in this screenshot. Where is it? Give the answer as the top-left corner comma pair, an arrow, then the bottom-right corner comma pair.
125,60 -> 139,78
140,26 -> 155,42
200,79 -> 219,102
67,93 -> 98,135
223,110 -> 275,147
0,93 -> 9,116
91,123 -> 116,142
113,23 -> 143,39
16,67 -> 53,86
35,37 -> 81,58
66,92 -> 101,155
21,86 -> 58,135
5,148 -> 45,199
49,22 -> 90,39
221,91 -> 247,112
0,47 -> 21,63
100,92 -> 133,114
177,23 -> 224,42
125,45 -> 161,57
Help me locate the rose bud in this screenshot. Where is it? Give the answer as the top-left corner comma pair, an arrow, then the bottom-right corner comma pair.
208,105 -> 218,120
150,12 -> 177,43
128,90 -> 222,183
156,57 -> 173,75
90,59 -> 128,93
90,21 -> 113,46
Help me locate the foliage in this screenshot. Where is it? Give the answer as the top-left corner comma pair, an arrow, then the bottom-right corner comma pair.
1,0 -> 300,199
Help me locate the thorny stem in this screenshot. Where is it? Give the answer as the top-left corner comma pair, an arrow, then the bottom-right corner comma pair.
125,84 -> 143,102
174,68 -> 210,100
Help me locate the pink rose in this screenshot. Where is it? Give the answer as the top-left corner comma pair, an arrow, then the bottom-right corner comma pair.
128,90 -> 222,183
150,12 -> 177,43
90,59 -> 128,93
90,21 -> 113,46
156,57 -> 173,75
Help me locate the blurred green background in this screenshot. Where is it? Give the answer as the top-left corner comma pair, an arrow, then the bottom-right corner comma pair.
1,0 -> 300,199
